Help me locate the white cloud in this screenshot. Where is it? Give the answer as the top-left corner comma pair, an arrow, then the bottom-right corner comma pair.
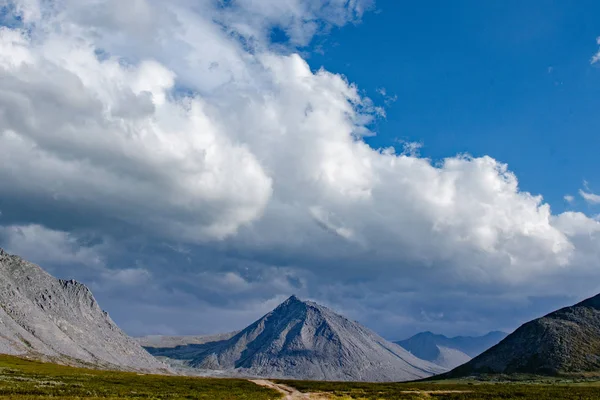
217,0 -> 374,46
310,206 -> 356,240
580,189 -> 600,205
400,141 -> 423,156
377,87 -> 398,105
564,194 -> 575,203
0,12 -> 273,241
0,224 -> 104,267
0,0 -> 592,279
101,268 -> 152,286
0,223 -> 154,289
592,36 -> 600,64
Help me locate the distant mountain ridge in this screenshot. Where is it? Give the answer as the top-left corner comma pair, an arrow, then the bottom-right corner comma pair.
137,332 -> 239,349
147,295 -> 446,381
443,293 -> 600,377
0,248 -> 167,373
396,331 -> 507,369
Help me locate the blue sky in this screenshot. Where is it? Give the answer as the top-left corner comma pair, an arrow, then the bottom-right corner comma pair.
309,0 -> 600,212
1,0 -> 600,341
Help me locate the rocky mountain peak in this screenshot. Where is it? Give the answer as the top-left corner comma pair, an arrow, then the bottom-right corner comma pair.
273,294 -> 305,310
0,250 -> 167,373
152,295 -> 445,381
285,294 -> 301,303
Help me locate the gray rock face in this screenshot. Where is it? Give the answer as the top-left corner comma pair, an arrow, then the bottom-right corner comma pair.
396,331 -> 507,369
148,295 -> 445,381
430,346 -> 471,370
444,293 -> 600,377
0,248 -> 167,373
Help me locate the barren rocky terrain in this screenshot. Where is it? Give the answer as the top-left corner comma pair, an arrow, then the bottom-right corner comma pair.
0,248 -> 167,373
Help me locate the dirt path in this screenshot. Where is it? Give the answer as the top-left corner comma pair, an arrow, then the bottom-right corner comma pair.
250,379 -> 330,399
250,379 -> 472,399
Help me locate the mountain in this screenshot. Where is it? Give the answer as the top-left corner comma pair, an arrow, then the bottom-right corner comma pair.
396,331 -> 507,369
137,331 -> 239,348
443,293 -> 600,377
147,295 -> 446,381
0,248 -> 167,373
427,346 -> 472,369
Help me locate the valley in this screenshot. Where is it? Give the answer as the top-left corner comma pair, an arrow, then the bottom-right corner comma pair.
2,354 -> 600,400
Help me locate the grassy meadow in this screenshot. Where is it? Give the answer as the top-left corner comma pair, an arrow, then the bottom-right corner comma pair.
2,354 -> 600,399
0,355 -> 281,399
277,378 -> 600,399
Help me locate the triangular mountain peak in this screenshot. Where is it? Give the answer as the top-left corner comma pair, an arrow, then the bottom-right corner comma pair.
276,294 -> 304,307
182,295 -> 444,381
271,295 -> 331,316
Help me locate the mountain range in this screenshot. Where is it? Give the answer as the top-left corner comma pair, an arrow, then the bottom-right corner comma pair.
396,331 -> 507,369
444,293 -> 600,377
146,295 -> 446,381
0,248 -> 166,373
3,247 -> 600,381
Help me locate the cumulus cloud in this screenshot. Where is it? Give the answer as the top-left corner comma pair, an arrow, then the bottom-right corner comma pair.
0,223 -> 154,291
0,8 -> 272,241
1,0 -> 600,337
217,0 -> 374,47
0,224 -> 104,267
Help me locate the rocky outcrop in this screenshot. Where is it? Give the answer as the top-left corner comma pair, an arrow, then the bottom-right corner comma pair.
0,249 -> 167,373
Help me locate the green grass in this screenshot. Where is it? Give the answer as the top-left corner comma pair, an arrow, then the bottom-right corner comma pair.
0,355 -> 281,399
277,378 -> 600,399
4,354 -> 600,400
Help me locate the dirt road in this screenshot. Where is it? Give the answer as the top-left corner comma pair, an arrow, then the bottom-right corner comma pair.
250,379 -> 471,399
250,379 -> 330,399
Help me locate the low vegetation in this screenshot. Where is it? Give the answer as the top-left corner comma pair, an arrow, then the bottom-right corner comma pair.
0,354 -> 280,399
3,353 -> 600,399
278,378 -> 600,399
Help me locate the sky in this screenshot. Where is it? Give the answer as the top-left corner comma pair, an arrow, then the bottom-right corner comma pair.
0,0 -> 600,341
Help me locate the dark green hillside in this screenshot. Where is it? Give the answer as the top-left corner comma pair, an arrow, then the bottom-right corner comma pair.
443,293 -> 600,378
